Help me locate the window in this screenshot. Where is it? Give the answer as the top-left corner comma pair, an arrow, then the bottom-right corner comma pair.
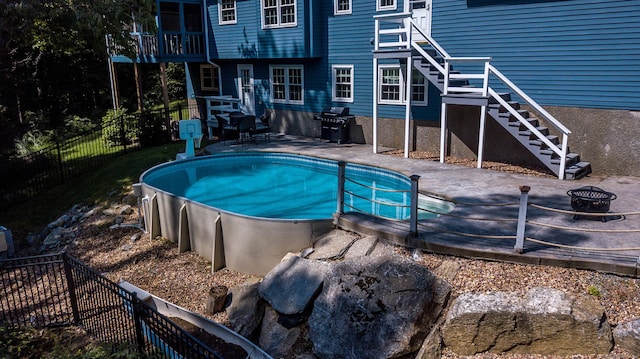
378,65 -> 427,105
379,66 -> 401,104
270,65 -> 304,104
334,0 -> 351,15
377,0 -> 396,11
262,0 -> 297,28
184,4 -> 203,31
332,65 -> 354,102
219,0 -> 237,25
200,64 -> 220,92
411,71 -> 427,105
160,2 -> 180,32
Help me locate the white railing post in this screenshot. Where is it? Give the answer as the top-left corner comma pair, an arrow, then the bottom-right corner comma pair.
559,134 -> 569,180
515,185 -> 530,253
477,60 -> 491,169
410,175 -> 420,237
374,18 -> 380,51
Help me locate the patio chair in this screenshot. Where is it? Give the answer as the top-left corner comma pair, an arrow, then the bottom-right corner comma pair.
238,115 -> 256,145
213,114 -> 230,145
254,109 -> 272,142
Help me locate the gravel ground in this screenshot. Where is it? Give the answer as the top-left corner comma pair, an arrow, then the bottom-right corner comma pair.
60,153 -> 640,358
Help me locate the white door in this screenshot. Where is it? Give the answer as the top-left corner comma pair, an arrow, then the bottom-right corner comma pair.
410,0 -> 432,42
237,64 -> 255,115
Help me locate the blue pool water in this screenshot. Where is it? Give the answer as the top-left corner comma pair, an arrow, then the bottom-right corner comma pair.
142,152 -> 450,220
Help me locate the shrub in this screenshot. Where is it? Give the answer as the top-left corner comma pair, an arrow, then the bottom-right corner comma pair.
101,108 -> 138,147
14,127 -> 53,157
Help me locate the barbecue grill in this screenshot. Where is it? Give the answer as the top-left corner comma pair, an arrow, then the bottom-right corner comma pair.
567,186 -> 616,222
314,106 -> 354,144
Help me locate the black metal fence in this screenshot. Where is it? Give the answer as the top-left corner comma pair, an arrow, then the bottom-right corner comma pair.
0,252 -> 222,358
0,103 -> 200,211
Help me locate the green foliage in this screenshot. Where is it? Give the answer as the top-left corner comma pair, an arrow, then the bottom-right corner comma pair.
61,116 -> 98,138
0,325 -> 162,358
14,127 -> 53,157
101,108 -> 138,147
3,142 -> 184,240
587,285 -> 601,297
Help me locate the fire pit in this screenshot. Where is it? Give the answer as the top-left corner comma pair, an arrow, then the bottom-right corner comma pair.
567,186 -> 616,222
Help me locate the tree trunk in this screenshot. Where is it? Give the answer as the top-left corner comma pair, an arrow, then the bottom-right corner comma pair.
133,62 -> 143,112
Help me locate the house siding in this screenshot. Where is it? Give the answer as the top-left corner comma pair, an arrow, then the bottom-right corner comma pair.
433,0 -> 640,110
208,0 -> 315,59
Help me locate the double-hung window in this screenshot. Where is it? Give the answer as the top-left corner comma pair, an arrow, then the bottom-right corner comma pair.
379,66 -> 402,104
219,0 -> 237,25
378,65 -> 427,105
377,0 -> 396,11
200,64 -> 220,92
332,65 -> 354,102
334,0 -> 352,15
262,0 -> 297,28
270,65 -> 304,104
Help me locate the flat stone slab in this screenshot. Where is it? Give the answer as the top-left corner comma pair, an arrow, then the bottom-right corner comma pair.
308,230 -> 360,260
258,256 -> 329,315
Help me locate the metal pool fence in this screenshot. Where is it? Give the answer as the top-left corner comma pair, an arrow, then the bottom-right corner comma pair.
0,252 -> 222,358
0,103 -> 199,212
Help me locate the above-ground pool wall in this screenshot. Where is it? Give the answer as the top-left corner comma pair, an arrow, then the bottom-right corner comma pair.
141,183 -> 335,276
274,107 -> 640,177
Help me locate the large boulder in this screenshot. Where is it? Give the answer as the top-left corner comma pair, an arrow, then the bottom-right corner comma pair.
308,255 -> 449,359
442,287 -> 613,356
259,256 -> 329,315
226,282 -> 264,339
613,318 -> 640,356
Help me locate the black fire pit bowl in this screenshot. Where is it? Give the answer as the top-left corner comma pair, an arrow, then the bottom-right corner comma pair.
567,186 -> 616,221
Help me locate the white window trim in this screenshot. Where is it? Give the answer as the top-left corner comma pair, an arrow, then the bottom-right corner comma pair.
269,64 -> 304,105
376,0 -> 397,12
334,0 -> 352,15
332,65 -> 354,103
261,0 -> 297,29
377,64 -> 427,106
200,64 -> 220,93
218,0 -> 237,25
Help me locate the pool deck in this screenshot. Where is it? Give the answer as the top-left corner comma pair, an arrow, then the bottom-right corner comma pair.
204,135 -> 640,277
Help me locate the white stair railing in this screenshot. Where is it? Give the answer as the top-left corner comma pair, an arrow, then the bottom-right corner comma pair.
374,14 -> 572,179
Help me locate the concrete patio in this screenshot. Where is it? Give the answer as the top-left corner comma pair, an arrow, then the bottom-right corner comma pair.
204,134 -> 640,277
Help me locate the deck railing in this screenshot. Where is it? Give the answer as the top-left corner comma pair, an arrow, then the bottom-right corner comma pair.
374,13 -> 572,179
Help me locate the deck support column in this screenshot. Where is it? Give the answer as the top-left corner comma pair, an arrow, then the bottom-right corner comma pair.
477,105 -> 487,168
439,102 -> 447,163
404,54 -> 412,158
373,57 -> 379,154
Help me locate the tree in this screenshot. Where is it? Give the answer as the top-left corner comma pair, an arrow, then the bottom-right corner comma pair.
0,0 -> 156,132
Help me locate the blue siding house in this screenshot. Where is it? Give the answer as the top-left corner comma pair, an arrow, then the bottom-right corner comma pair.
111,0 -> 640,178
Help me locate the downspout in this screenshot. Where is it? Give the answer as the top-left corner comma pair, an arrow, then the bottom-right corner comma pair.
308,0 -> 313,57
202,0 -> 221,94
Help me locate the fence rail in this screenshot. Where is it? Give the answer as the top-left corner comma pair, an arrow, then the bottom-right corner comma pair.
0,103 -> 200,212
0,252 -> 222,358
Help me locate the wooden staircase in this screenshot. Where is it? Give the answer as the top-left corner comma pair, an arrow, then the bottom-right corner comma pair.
412,54 -> 592,180
373,13 -> 592,180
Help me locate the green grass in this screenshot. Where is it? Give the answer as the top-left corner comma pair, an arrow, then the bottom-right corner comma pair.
2,142 -> 186,242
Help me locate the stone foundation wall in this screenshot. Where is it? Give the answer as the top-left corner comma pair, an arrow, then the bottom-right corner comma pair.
274,107 -> 640,177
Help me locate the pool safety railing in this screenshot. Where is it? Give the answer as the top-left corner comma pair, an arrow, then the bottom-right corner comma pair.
335,161 -> 422,236
406,185 -> 640,276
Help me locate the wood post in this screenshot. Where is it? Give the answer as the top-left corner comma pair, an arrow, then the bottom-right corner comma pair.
206,285 -> 228,314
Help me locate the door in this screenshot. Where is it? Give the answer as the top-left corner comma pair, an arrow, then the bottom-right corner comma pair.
410,0 -> 432,42
237,64 -> 255,115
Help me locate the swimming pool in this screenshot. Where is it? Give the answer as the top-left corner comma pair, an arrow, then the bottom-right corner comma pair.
140,152 -> 453,274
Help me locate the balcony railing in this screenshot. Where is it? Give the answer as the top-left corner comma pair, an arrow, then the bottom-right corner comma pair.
107,31 -> 204,60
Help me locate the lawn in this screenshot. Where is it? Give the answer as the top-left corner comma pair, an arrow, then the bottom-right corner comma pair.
2,141 -> 187,244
